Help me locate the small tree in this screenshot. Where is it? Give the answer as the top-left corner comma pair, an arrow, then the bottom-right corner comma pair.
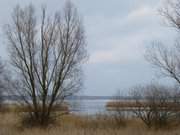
5,1 -> 87,126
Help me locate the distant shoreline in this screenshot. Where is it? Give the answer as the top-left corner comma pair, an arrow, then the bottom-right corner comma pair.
2,95 -> 140,101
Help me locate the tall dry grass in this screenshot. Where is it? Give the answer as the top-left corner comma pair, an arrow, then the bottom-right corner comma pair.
0,112 -> 180,135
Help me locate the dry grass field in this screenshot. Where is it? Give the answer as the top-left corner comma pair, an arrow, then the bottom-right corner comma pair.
0,112 -> 180,135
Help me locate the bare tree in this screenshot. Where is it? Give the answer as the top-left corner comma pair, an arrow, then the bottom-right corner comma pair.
159,0 -> 180,30
145,0 -> 180,85
145,41 -> 180,84
143,0 -> 180,128
5,1 -> 87,126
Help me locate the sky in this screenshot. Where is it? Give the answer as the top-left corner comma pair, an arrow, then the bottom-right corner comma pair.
0,0 -> 178,96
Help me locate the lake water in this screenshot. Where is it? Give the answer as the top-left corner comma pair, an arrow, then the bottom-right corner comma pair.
5,98 -> 134,116
68,99 -> 111,115
68,99 -> 135,117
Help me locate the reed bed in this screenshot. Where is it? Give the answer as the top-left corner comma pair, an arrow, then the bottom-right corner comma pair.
0,112 -> 180,135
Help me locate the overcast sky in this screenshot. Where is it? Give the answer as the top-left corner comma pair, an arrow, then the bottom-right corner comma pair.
0,0 -> 178,96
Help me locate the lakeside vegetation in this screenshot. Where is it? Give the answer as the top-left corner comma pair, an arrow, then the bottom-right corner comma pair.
1,111 -> 180,135
1,0 -> 180,134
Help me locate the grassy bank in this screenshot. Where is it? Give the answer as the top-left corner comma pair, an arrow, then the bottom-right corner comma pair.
0,112 -> 180,135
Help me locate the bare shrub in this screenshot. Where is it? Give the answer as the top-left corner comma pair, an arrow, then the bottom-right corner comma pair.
111,109 -> 127,128
106,92 -> 128,128
87,113 -> 126,129
131,84 -> 180,128
0,60 -> 12,111
111,97 -> 127,127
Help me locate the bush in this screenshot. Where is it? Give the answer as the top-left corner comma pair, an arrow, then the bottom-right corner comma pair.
111,110 -> 127,128
131,84 -> 180,129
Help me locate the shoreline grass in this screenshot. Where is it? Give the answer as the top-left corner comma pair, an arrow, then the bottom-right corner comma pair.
1,112 -> 180,135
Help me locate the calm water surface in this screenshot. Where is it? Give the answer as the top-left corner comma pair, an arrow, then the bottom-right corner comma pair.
69,99 -> 111,115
